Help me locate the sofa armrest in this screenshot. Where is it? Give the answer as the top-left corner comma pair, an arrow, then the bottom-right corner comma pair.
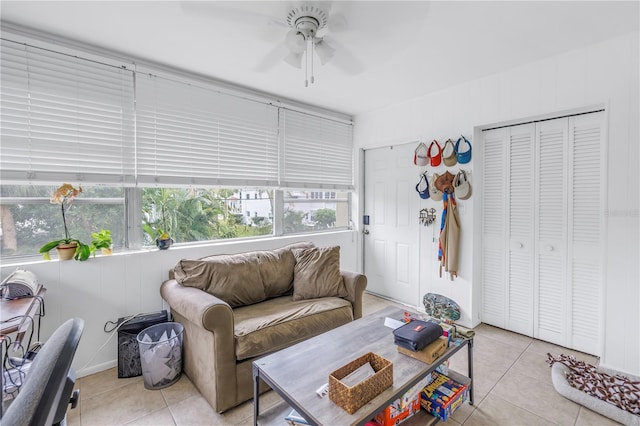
160,279 -> 234,334
160,279 -> 237,413
341,270 -> 367,320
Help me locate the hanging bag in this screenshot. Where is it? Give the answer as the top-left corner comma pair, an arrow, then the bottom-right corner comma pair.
427,140 -> 443,167
455,136 -> 472,164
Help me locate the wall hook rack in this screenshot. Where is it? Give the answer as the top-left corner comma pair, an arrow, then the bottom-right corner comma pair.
419,208 -> 436,226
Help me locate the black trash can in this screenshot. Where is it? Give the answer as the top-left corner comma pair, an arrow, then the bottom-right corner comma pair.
117,311 -> 168,378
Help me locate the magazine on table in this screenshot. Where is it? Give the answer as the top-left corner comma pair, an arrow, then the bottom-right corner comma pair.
284,408 -> 310,425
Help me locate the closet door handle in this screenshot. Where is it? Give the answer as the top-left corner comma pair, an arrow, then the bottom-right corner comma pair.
544,245 -> 554,252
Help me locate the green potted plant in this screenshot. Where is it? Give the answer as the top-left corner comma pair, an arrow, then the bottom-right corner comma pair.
39,183 -> 91,261
142,224 -> 173,250
154,229 -> 173,250
91,229 -> 113,255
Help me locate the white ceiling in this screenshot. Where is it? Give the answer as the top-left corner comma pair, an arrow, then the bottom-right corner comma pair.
1,1 -> 638,116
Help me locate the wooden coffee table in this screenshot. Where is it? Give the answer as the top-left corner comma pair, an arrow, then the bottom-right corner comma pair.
253,305 -> 474,426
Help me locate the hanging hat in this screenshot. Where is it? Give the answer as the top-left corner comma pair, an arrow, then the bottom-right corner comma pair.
455,136 -> 472,164
427,140 -> 443,167
415,173 -> 430,199
435,170 -> 455,194
413,142 -> 428,166
442,139 -> 458,167
453,170 -> 472,200
429,172 -> 443,201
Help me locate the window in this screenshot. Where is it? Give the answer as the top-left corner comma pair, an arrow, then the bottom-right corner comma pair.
0,185 -> 125,258
283,190 -> 351,234
0,33 -> 354,260
141,188 -> 273,244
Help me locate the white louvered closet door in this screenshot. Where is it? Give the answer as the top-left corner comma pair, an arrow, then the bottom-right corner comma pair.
480,128 -> 507,328
480,111 -> 605,356
535,118 -> 568,345
567,113 -> 605,355
507,124 -> 535,336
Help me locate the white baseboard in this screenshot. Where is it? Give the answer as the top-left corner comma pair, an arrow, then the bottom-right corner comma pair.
77,359 -> 117,378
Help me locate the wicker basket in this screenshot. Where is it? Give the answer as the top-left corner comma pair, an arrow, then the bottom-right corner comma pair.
328,352 -> 393,414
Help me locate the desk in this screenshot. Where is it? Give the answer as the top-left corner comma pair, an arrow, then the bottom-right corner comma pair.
1,288 -> 46,413
0,288 -> 46,345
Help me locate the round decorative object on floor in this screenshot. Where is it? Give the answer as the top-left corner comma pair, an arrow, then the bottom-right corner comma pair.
422,293 -> 461,321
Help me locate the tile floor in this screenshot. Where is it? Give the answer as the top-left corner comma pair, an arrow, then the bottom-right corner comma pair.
66,293 -> 621,425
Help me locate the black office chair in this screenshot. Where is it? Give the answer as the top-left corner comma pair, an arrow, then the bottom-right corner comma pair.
2,317 -> 84,426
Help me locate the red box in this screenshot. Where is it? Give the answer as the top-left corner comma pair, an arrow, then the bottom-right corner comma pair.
373,393 -> 420,426
420,372 -> 468,422
373,374 -> 431,426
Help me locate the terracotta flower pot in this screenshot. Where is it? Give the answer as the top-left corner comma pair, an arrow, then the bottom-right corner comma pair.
56,242 -> 78,261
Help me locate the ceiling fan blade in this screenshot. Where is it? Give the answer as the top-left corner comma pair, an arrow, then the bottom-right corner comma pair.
285,29 -> 305,53
322,35 -> 364,75
327,12 -> 348,32
254,43 -> 290,72
314,38 -> 335,65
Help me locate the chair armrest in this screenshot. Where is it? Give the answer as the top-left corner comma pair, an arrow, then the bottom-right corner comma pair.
341,270 -> 367,320
160,280 -> 233,333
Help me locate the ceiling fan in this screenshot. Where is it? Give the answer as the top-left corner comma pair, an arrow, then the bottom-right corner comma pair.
180,1 -> 361,85
279,3 -> 337,86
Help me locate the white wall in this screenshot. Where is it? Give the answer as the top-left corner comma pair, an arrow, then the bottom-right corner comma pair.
0,231 -> 359,377
353,32 -> 639,375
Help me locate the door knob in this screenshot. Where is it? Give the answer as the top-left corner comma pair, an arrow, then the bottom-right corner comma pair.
363,229 -> 370,235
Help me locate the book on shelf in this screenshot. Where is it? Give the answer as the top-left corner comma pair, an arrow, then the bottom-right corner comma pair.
285,408 -> 310,425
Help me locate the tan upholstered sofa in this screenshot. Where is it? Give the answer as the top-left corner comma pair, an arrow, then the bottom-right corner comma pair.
160,242 -> 367,413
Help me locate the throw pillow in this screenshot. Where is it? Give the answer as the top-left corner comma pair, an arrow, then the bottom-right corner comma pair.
291,246 -> 347,301
173,253 -> 265,308
256,241 -> 315,298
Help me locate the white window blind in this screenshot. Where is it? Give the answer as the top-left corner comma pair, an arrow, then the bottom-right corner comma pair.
135,73 -> 280,187
0,38 -> 135,185
280,109 -> 354,189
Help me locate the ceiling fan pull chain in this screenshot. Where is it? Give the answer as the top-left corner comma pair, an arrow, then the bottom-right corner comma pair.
304,37 -> 309,87
310,38 -> 315,84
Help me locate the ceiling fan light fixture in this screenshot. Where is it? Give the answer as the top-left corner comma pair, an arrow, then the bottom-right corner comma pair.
284,51 -> 304,69
315,39 -> 335,65
285,30 -> 306,53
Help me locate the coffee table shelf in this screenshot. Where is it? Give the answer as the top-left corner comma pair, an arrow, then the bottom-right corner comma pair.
253,306 -> 474,426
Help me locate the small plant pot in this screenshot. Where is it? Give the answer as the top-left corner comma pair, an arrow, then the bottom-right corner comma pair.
156,238 -> 173,250
101,247 -> 113,256
56,242 -> 78,261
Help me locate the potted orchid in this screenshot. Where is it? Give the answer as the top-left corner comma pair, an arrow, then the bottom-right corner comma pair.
39,183 -> 91,261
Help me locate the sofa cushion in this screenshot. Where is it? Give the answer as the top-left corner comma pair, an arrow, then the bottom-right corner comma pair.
291,246 -> 348,301
173,253 -> 265,308
233,296 -> 353,360
256,241 -> 315,299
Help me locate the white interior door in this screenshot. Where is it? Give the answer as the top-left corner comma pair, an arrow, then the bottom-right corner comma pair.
363,144 -> 420,306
